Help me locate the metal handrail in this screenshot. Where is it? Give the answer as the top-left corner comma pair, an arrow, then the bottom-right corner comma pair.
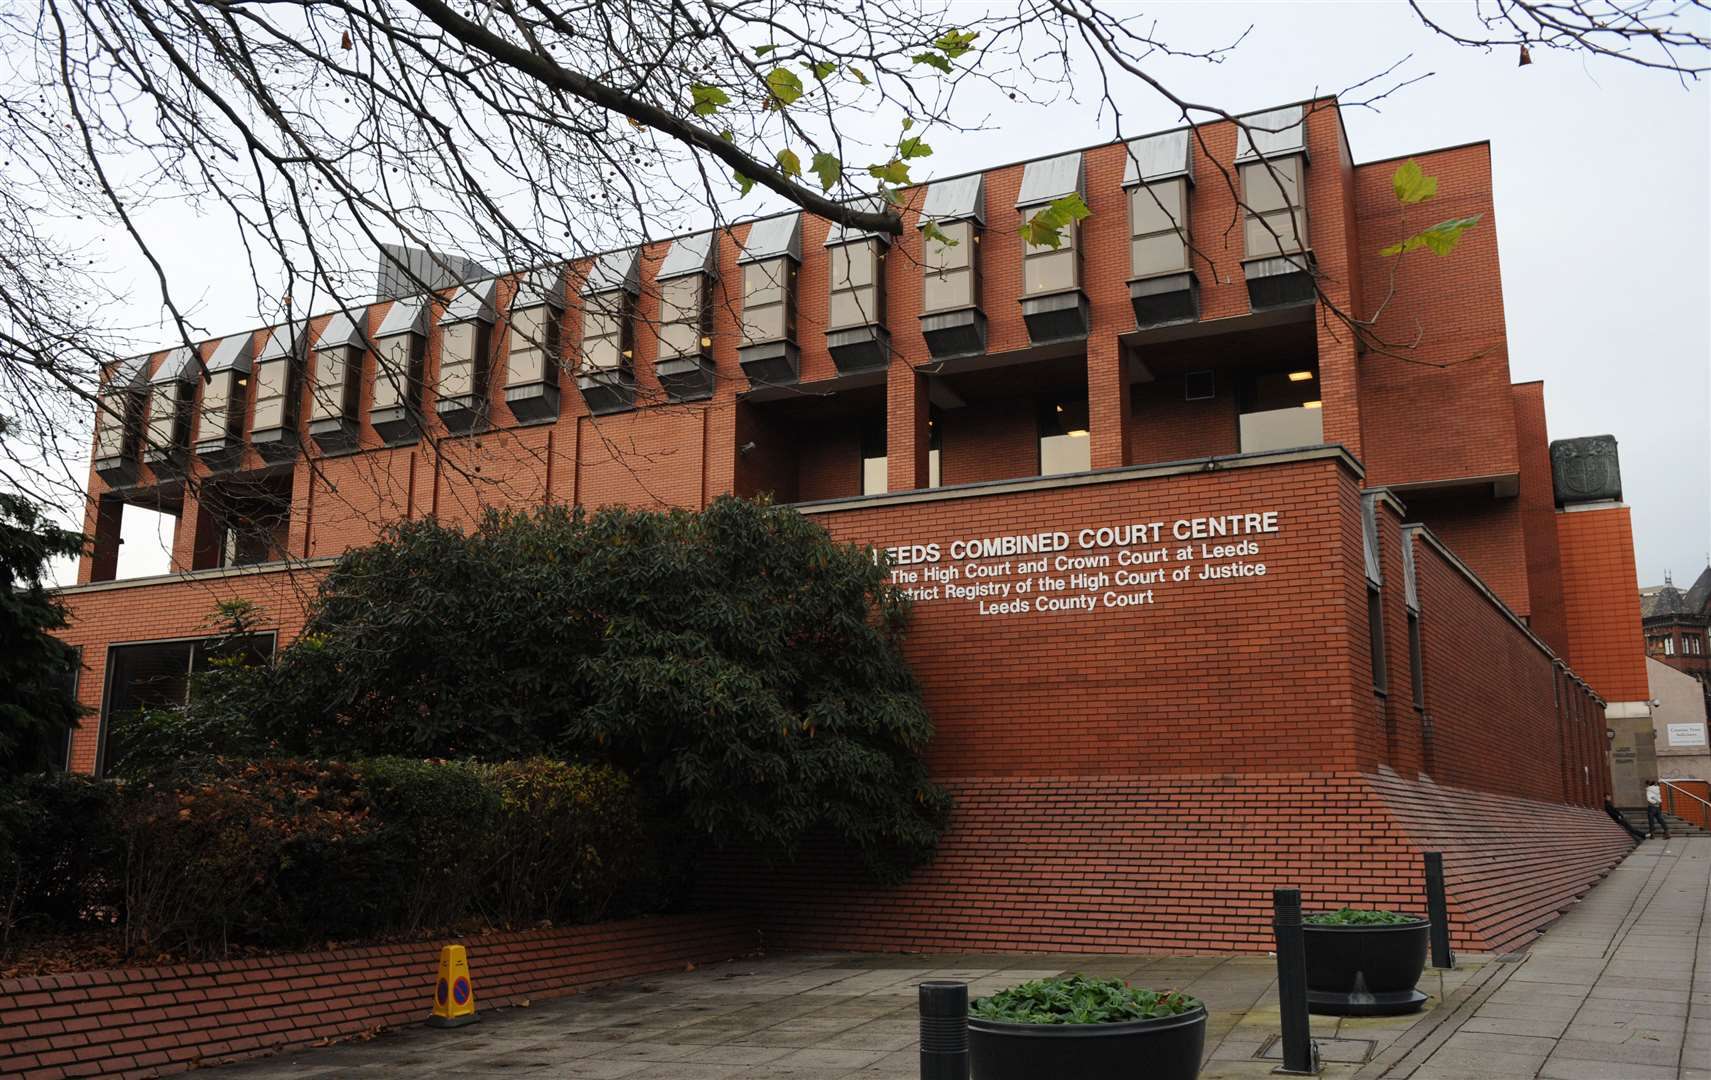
1659,779 -> 1711,826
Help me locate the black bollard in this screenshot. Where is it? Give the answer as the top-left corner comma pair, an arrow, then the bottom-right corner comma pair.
1272,889 -> 1320,1075
919,980 -> 969,1080
1423,851 -> 1455,969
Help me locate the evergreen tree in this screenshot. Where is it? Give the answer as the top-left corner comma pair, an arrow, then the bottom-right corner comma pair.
0,489 -> 85,778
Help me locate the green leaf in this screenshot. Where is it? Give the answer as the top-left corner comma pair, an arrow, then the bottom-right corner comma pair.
688,84 -> 729,118
805,60 -> 838,82
901,116 -> 914,131
733,170 -> 756,196
1417,214 -> 1481,255
809,152 -> 842,192
867,158 -> 911,185
718,128 -> 735,142
845,65 -> 870,86
922,221 -> 959,248
879,185 -> 907,207
1381,214 -> 1481,257
933,29 -> 979,59
1019,192 -> 1091,249
753,44 -> 776,57
898,136 -> 933,160
765,67 -> 804,107
912,52 -> 952,73
1391,159 -> 1437,205
775,148 -> 802,179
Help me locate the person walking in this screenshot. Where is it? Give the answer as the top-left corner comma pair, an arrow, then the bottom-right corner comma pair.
1644,779 -> 1671,840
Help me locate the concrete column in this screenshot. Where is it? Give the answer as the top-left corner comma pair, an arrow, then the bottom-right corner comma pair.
1087,335 -> 1130,470
887,367 -> 929,493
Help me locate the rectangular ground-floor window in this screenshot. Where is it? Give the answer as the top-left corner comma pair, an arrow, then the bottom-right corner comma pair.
96,632 -> 275,776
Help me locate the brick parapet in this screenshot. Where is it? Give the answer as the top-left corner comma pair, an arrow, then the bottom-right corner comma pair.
0,912 -> 756,1080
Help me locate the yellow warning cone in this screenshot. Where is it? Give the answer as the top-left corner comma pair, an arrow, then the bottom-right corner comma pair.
427,944 -> 479,1028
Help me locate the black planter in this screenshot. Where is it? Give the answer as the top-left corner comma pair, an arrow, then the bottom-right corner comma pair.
1304,919 -> 1429,1016
968,1006 -> 1206,1080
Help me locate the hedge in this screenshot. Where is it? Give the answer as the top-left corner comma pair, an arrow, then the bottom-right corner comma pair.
1,757 -> 648,961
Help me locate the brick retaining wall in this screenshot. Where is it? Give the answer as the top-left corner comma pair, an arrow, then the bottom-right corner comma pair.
0,911 -> 757,1080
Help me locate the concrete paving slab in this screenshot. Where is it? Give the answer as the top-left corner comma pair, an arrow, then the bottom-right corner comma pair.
207,836 -> 1707,1080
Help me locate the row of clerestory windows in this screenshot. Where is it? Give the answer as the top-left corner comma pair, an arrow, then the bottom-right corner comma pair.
91,105 -> 1319,478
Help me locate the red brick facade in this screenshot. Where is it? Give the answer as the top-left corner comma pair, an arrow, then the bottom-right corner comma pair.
0,913 -> 756,1080
59,96 -> 1642,954
697,451 -> 1621,955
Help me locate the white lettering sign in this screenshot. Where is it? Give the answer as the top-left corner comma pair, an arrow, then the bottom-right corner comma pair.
1666,723 -> 1708,748
882,509 -> 1281,617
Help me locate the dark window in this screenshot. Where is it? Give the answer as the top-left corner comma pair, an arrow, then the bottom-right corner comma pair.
861,418 -> 887,496
1238,369 -> 1323,453
928,413 -> 943,489
53,646 -> 82,771
97,633 -> 274,776
1368,585 -> 1388,695
1038,397 -> 1091,476
1407,612 -> 1424,710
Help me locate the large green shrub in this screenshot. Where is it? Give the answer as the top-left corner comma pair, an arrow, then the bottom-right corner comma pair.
0,772 -> 123,945
358,757 -> 500,932
222,497 -> 949,882
0,492 -> 86,780
14,756 -> 653,960
483,758 -> 642,925
120,760 -> 378,957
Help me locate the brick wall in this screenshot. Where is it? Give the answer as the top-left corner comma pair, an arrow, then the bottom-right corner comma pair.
1353,142 -> 1519,490
63,449 -> 1626,958
804,454 -> 1362,778
702,773 -> 1626,958
694,450 -> 1628,955
1511,382 -> 1570,656
938,399 -> 1038,488
1412,531 -> 1567,801
1556,504 -> 1652,703
1405,493 -> 1531,618
1127,377 -> 1241,465
0,912 -> 756,1080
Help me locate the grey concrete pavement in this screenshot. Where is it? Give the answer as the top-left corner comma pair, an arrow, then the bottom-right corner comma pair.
1361,835 -> 1709,1080
212,836 -> 1708,1080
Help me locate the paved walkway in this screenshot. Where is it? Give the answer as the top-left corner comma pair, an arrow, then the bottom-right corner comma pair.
1361,834 -> 1709,1080
214,837 -> 1707,1080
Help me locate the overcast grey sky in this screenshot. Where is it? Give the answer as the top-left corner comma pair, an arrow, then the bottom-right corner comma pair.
30,1 -> 1711,588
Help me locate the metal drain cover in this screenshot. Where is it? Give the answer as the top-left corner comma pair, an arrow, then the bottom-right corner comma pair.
1256,1035 -> 1377,1064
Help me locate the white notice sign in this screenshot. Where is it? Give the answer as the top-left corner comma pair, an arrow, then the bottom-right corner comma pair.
1666,723 -> 1708,748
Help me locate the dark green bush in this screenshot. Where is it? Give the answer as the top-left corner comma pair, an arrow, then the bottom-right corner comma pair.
10,756 -> 653,960
971,975 -> 1203,1025
120,760 -> 377,957
216,497 -> 949,882
1,772 -> 123,944
483,759 -> 642,925
359,757 -> 500,932
1304,907 -> 1420,926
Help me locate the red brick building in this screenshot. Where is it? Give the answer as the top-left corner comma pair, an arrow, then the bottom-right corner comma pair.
57,98 -> 1651,954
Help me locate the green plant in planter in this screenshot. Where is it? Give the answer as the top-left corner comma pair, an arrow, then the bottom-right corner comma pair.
971,975 -> 1202,1025
1305,907 -> 1419,926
